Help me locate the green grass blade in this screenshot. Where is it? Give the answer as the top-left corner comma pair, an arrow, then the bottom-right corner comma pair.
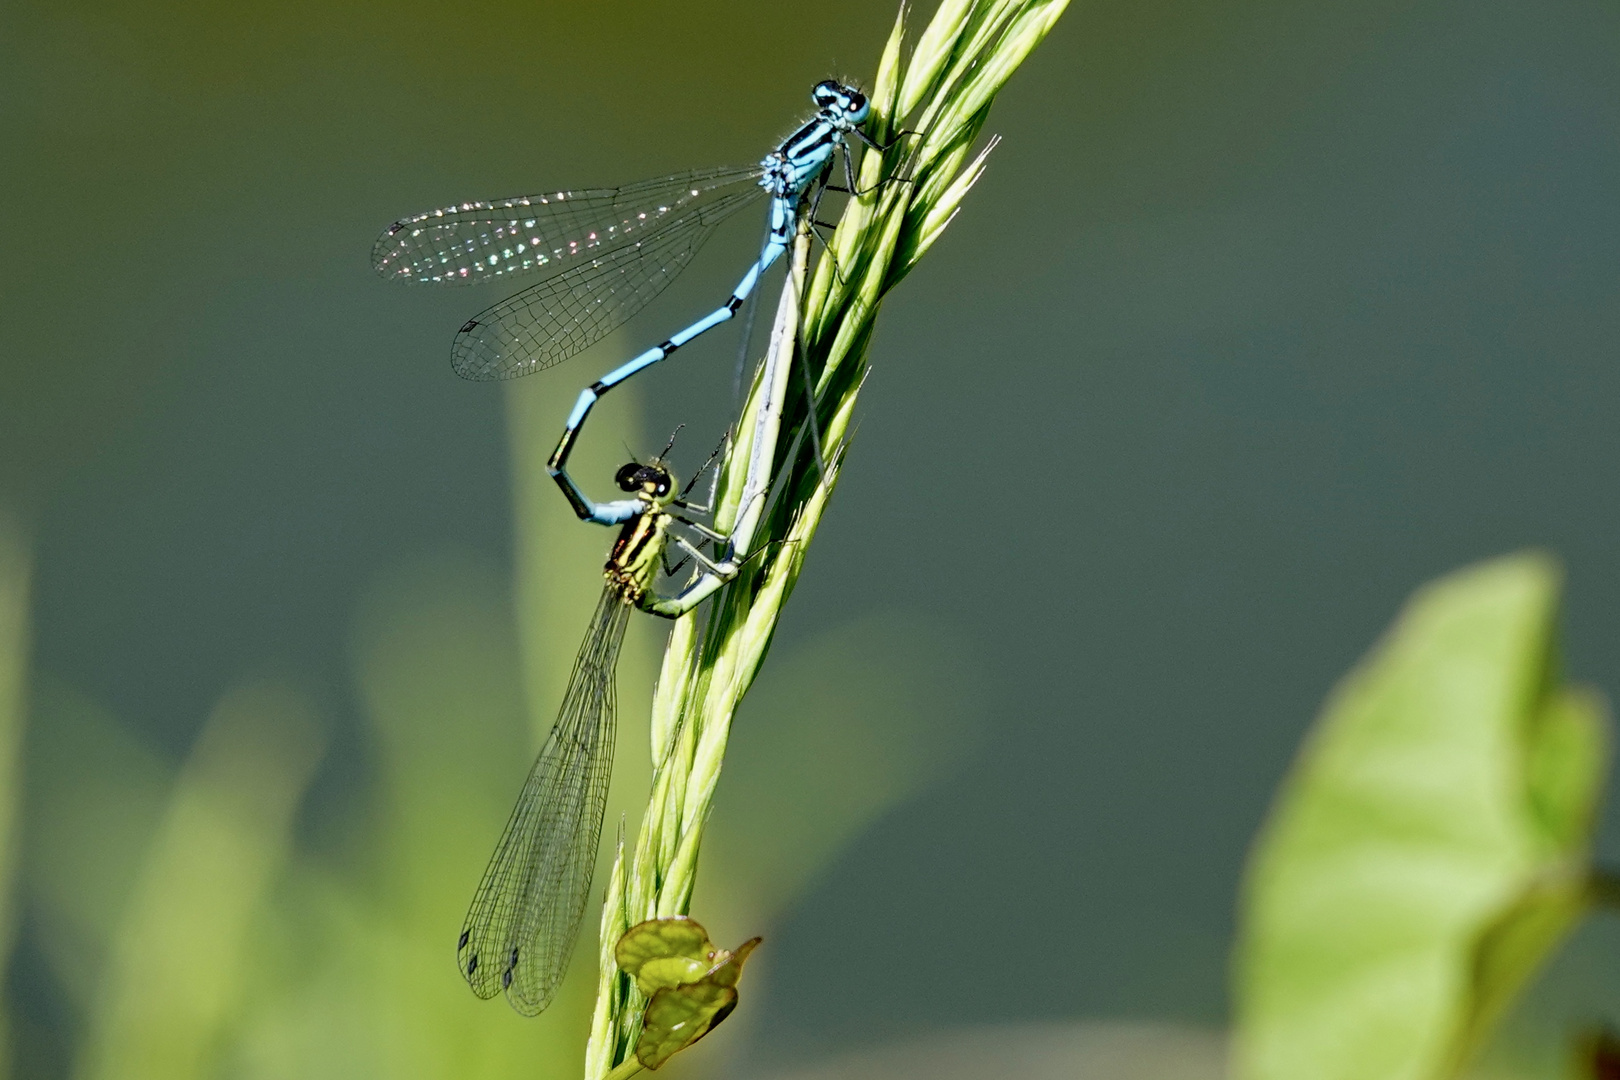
0,514 -> 29,1080
74,682 -> 324,1080
580,3 -> 1071,1073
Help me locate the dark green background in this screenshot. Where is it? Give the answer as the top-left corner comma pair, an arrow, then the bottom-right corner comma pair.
6,0 -> 1620,1074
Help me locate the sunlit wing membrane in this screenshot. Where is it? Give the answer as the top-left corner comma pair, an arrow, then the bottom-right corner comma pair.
448,186 -> 758,380
372,166 -> 764,287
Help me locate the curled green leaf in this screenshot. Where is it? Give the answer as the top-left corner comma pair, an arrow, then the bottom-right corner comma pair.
614,916 -> 714,996
613,917 -> 761,1070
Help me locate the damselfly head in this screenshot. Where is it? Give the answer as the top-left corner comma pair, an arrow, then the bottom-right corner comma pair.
812,79 -> 869,127
615,461 -> 676,502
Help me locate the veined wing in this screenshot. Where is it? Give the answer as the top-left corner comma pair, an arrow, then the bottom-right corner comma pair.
373,166 -> 764,287
449,181 -> 757,379
458,586 -> 629,1016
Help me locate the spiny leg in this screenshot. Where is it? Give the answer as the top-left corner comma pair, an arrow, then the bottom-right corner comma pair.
671,515 -> 728,545
674,432 -> 730,514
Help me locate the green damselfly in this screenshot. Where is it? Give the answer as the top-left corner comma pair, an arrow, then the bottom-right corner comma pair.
457,444 -> 742,1015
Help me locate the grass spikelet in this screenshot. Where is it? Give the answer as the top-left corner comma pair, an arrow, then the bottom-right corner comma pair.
582,1 -> 1070,1074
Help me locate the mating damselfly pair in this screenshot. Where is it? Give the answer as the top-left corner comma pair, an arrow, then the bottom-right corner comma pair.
374,79 -> 897,1015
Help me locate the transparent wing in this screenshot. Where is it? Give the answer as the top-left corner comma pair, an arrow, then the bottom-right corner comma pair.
448,187 -> 757,379
458,586 -> 630,1016
373,165 -> 764,286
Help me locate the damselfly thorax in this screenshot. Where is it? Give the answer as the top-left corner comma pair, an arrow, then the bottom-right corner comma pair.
604,461 -> 679,604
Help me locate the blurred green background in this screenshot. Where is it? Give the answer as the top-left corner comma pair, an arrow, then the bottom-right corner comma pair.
4,0 -> 1620,1077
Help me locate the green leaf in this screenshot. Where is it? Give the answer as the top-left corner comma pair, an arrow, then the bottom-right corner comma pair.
1525,686 -> 1608,852
1233,552 -> 1610,1080
614,918 -> 760,1070
613,917 -> 714,997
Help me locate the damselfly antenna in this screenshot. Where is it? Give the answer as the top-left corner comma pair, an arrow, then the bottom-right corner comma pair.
658,424 -> 685,463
